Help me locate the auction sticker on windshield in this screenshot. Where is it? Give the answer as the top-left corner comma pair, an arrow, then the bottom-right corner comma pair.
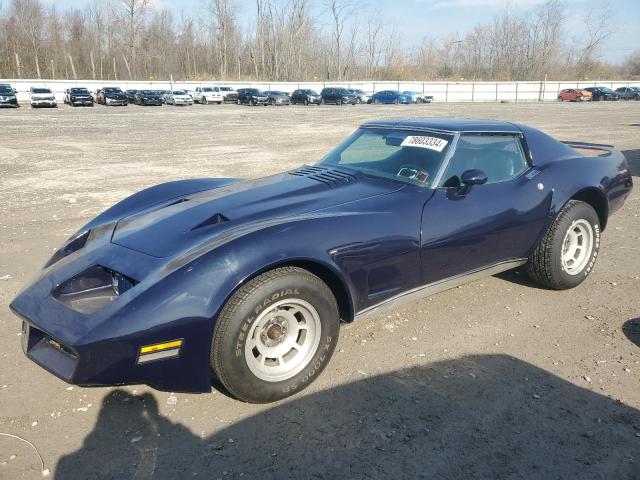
401,136 -> 449,152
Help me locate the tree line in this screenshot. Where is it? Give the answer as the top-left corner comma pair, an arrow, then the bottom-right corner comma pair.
1,0 -> 638,82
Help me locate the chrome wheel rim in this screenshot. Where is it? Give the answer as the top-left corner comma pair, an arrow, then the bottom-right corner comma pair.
561,219 -> 594,275
245,299 -> 321,382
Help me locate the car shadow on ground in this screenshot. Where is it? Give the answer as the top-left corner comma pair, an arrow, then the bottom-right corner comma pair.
623,318 -> 640,348
54,354 -> 640,480
494,267 -> 549,290
622,150 -> 640,176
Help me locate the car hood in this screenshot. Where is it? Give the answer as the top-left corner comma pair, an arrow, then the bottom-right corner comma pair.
111,167 -> 402,258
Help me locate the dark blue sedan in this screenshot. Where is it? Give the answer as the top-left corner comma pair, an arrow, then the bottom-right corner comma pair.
370,90 -> 412,104
11,118 -> 633,403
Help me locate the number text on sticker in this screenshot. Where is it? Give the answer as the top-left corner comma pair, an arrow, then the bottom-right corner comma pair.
401,136 -> 449,152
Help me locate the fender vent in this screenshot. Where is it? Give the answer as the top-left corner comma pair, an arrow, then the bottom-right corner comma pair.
192,213 -> 229,231
289,165 -> 356,187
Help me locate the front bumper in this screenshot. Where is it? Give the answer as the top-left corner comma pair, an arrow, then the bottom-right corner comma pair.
31,99 -> 57,107
10,241 -> 216,393
70,98 -> 93,105
173,98 -> 193,105
0,98 -> 18,107
105,98 -> 128,106
140,99 -> 162,105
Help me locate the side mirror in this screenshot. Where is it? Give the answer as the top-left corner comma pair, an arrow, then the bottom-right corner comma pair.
461,169 -> 488,186
457,169 -> 488,195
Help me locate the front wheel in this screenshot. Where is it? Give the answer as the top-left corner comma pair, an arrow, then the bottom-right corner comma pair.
211,266 -> 340,403
202,97 -> 208,105
526,200 -> 600,290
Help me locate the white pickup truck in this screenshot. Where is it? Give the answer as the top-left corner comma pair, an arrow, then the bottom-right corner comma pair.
192,86 -> 223,104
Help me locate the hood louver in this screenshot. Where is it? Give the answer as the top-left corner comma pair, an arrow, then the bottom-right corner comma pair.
191,213 -> 229,231
289,165 -> 356,187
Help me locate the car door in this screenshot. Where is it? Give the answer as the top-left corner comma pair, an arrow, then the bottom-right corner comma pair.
420,133 -> 553,284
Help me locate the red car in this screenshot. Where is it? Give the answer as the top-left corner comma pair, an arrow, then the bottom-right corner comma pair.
558,89 -> 592,102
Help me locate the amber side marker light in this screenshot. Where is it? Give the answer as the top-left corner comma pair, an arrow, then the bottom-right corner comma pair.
137,339 -> 183,364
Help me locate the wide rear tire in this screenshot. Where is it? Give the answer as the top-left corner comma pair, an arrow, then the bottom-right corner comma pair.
212,267 -> 340,403
526,200 -> 600,290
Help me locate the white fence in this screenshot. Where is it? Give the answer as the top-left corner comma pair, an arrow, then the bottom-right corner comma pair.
3,78 -> 640,103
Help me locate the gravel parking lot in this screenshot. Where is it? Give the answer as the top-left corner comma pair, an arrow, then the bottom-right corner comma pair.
1,101 -> 639,479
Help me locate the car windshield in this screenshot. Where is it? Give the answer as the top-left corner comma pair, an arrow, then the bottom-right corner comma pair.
270,91 -> 284,96
336,88 -> 351,94
247,89 -> 262,94
32,88 -> 51,94
141,90 -> 155,95
70,88 -> 89,94
318,128 -> 454,187
598,87 -> 614,93
305,90 -> 318,95
173,90 -> 186,95
202,87 -> 212,92
219,87 -> 233,91
104,88 -> 121,93
0,88 -> 13,94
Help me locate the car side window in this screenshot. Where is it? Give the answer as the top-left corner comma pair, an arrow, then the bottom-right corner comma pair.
441,134 -> 528,187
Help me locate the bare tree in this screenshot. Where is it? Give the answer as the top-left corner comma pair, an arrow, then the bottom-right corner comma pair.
575,4 -> 615,78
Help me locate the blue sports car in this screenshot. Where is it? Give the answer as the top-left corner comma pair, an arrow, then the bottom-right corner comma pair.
11,118 -> 633,403
370,90 -> 412,104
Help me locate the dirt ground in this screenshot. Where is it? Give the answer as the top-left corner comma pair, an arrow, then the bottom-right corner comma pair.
0,101 -> 639,479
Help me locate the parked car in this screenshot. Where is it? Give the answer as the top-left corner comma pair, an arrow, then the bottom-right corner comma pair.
193,86 -> 223,104
402,91 -> 434,103
0,85 -> 18,108
615,87 -> 640,100
134,90 -> 163,106
370,90 -> 411,104
290,89 -> 321,105
217,86 -> 238,103
29,87 -> 57,108
264,90 -> 291,106
237,88 -> 269,106
557,89 -> 592,102
100,87 -> 128,106
63,87 -> 94,107
348,89 -> 370,104
165,90 -> 193,106
320,87 -> 357,105
10,118 -> 633,404
583,87 -> 620,101
154,90 -> 169,103
125,90 -> 138,103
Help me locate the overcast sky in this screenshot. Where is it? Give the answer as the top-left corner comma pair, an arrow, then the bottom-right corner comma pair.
48,0 -> 639,65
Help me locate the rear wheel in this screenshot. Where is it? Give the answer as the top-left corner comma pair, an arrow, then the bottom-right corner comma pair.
526,200 -> 600,290
211,266 -> 340,403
